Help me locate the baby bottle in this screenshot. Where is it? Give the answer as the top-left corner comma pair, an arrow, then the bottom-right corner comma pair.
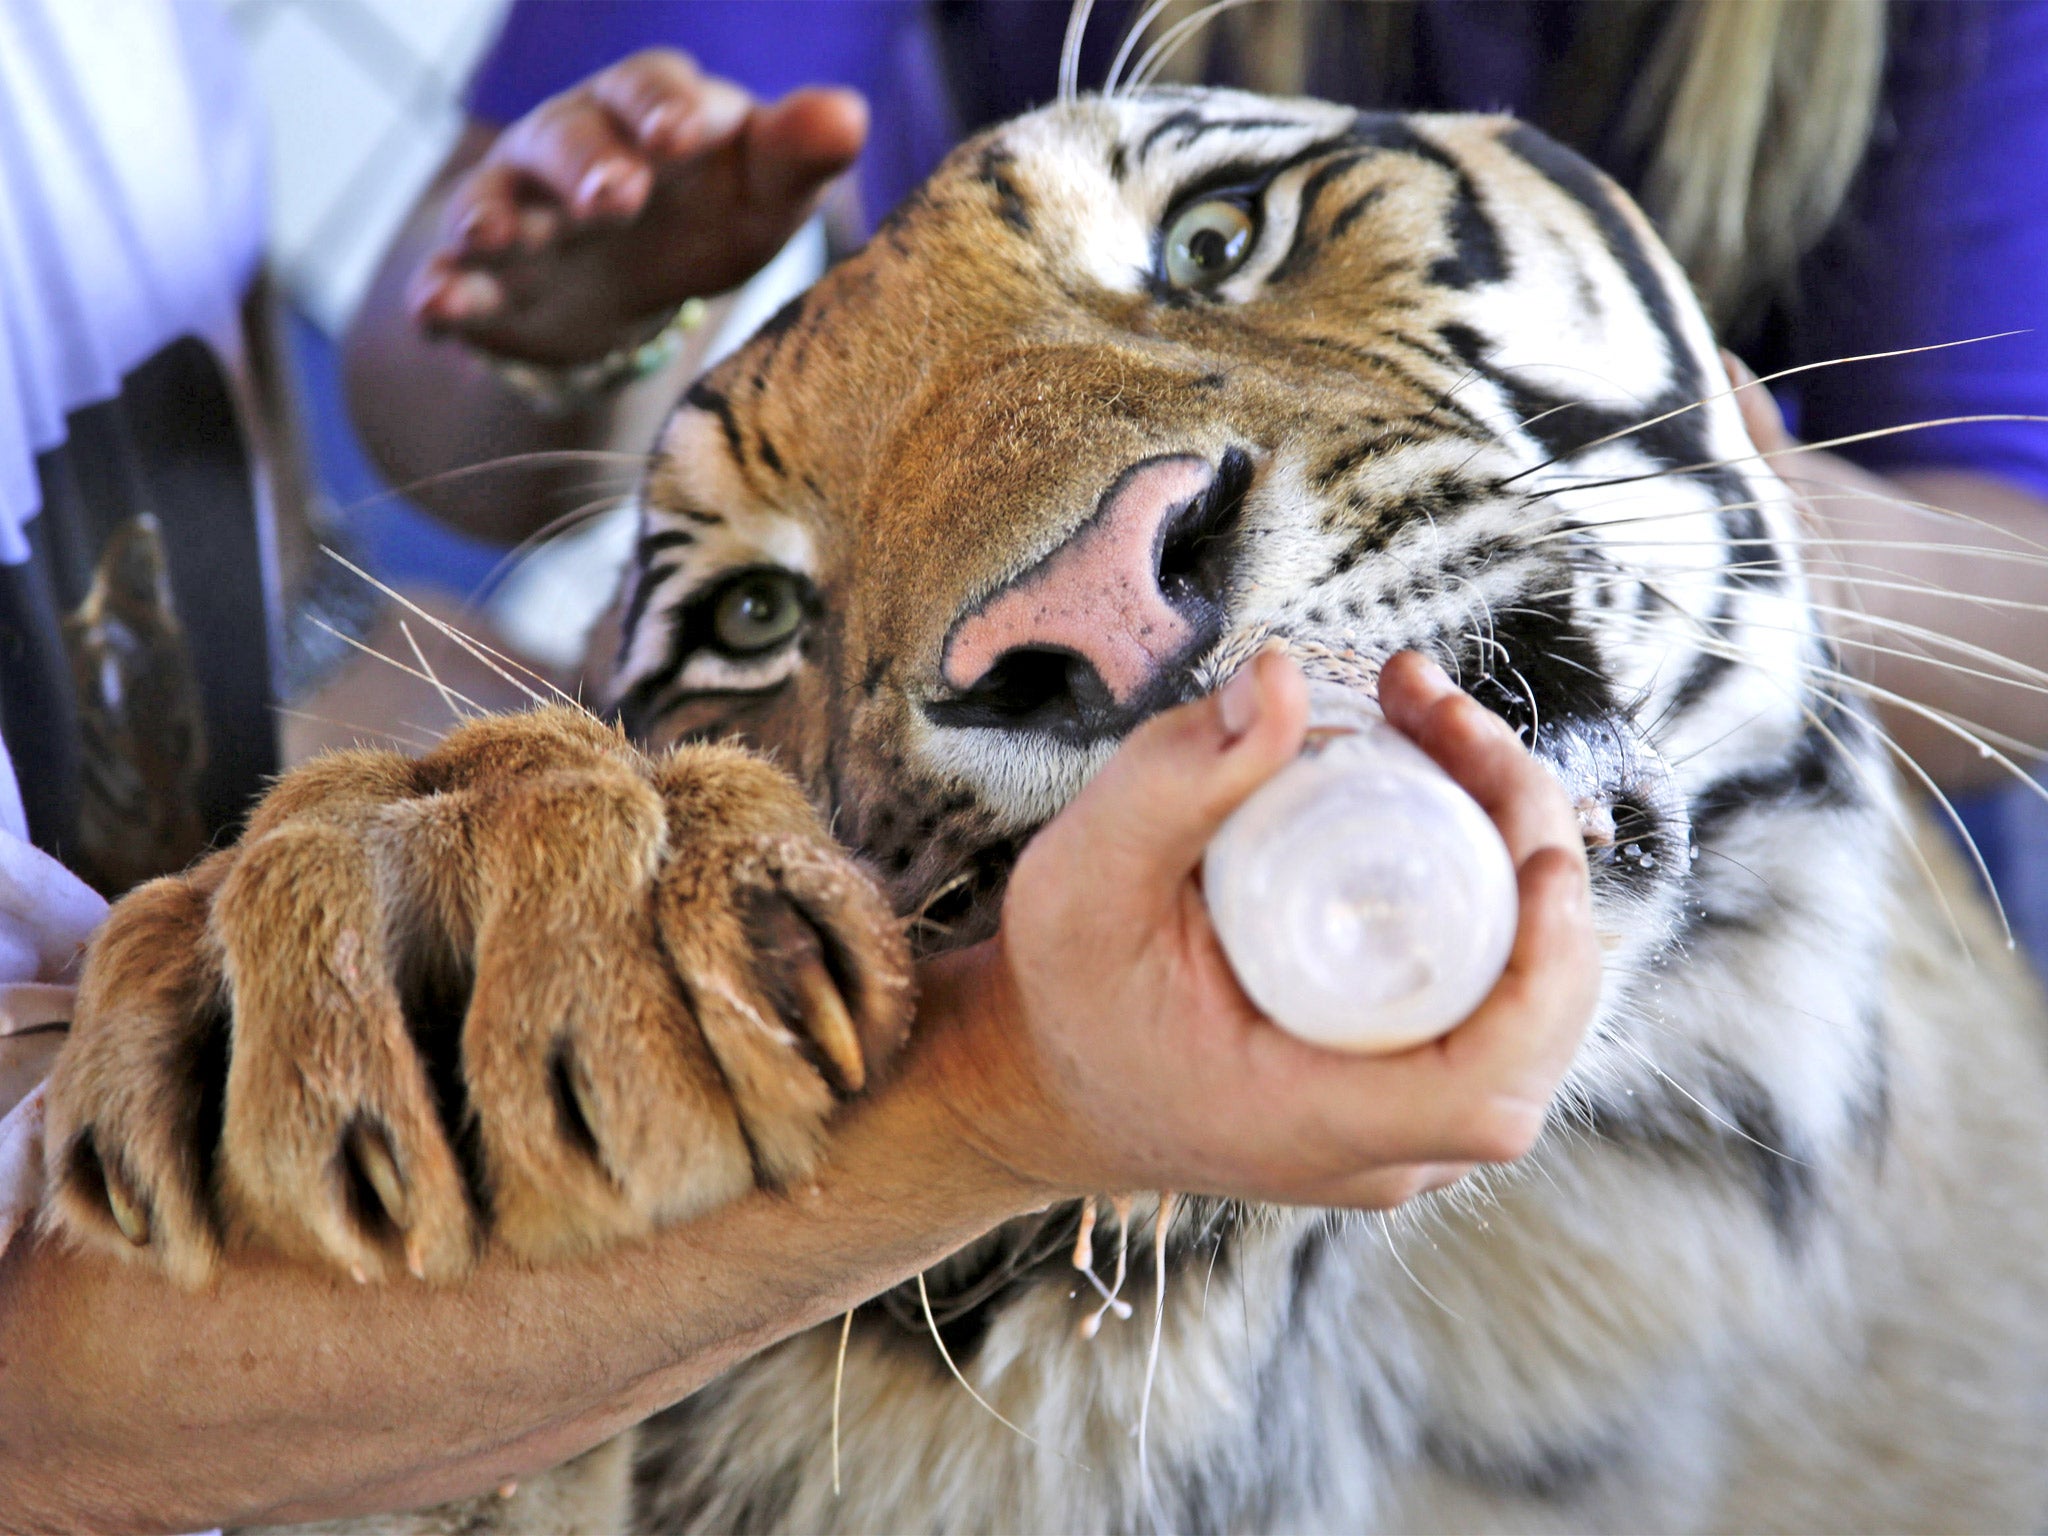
1202,680 -> 1518,1054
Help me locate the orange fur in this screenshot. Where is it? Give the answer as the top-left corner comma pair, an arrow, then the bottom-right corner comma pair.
43,707 -> 911,1285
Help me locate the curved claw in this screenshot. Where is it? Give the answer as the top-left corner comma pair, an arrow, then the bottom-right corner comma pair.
347,1120 -> 412,1233
105,1173 -> 151,1248
790,953 -> 866,1094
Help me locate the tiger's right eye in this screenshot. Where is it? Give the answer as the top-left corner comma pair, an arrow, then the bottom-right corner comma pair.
711,570 -> 806,655
1162,197 -> 1258,291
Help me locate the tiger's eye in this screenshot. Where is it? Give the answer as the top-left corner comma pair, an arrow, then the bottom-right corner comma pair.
712,571 -> 804,655
1163,198 -> 1257,290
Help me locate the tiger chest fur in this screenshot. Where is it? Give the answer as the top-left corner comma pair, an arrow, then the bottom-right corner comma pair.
47,91 -> 2048,1535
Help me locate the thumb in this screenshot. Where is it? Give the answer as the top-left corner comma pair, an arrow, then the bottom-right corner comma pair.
745,87 -> 868,210
1044,648 -> 1309,914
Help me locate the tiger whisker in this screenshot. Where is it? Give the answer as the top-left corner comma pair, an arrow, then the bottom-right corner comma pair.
1605,1031 -> 1813,1167
1552,538 -> 2048,587
336,447 -> 648,521
1524,482 -> 2048,565
1496,332 -> 2028,490
1059,0 -> 1100,103
1105,0 -> 1182,97
268,705 -> 438,754
1559,567 -> 2048,708
1582,579 -> 1989,945
1585,579 -> 2048,771
320,548 -> 581,713
306,617 -> 490,718
1129,0 -> 1260,92
473,491 -> 632,605
398,619 -> 468,726
1530,413 -> 2048,503
1593,598 -> 2009,947
916,1271 -> 1086,1467
1367,1208 -> 1466,1320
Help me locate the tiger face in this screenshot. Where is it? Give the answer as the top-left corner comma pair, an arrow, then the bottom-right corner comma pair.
614,88 -> 1827,979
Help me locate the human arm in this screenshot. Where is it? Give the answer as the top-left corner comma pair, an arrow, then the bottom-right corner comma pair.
1746,2 -> 2048,791
1731,371 -> 2048,791
0,651 -> 1597,1530
341,51 -> 865,544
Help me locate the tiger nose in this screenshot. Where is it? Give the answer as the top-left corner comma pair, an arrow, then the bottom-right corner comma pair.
940,451 -> 1242,726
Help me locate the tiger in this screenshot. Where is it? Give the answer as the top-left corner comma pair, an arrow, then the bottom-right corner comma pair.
38,86 -> 2048,1535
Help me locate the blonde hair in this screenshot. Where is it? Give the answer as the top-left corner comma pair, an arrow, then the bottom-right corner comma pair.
1140,0 -> 1888,328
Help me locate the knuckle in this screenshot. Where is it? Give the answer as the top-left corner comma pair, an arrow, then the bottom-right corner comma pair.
1462,1096 -> 1548,1165
1380,1168 -> 1433,1207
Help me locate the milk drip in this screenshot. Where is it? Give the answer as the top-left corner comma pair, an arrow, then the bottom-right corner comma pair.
1203,681 -> 1518,1054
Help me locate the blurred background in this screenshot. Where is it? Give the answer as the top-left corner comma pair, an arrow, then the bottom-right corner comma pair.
225,0 -> 511,602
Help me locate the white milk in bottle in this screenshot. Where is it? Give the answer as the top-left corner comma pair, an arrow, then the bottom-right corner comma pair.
1203,680 -> 1518,1053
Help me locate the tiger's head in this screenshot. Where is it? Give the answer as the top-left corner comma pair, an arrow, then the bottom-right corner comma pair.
612,88 -> 1849,989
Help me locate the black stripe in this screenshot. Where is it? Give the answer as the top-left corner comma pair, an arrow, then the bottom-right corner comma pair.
1498,123 -> 1700,402
1139,109 -> 1308,161
1328,183 -> 1388,241
1347,115 -> 1507,288
1268,150 -> 1377,283
1686,708 -> 1863,852
618,558 -> 678,651
1452,587 -> 1618,738
1286,333 -> 1493,438
635,528 -> 696,562
1421,1421 -> 1624,1502
1579,1055 -> 1821,1251
976,145 -> 1031,235
684,381 -> 746,469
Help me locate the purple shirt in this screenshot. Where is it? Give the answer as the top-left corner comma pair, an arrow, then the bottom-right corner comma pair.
469,1 -> 2048,499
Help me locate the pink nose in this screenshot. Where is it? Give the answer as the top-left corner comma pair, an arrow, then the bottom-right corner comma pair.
942,455 -> 1227,716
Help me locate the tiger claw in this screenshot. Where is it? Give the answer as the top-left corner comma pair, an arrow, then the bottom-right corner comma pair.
792,953 -> 866,1094
105,1175 -> 150,1247
348,1121 -> 412,1233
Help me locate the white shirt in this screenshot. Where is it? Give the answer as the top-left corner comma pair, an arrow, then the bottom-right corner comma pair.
0,735 -> 106,1254
0,0 -> 264,1266
0,0 -> 265,563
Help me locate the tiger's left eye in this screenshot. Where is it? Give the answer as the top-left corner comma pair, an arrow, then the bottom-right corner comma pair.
1162,198 -> 1258,290
711,570 -> 806,655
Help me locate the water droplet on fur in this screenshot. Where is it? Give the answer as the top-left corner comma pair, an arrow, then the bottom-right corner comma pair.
1641,853 -> 1656,868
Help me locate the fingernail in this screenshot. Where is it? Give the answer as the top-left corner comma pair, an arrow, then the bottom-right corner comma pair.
642,104 -> 688,147
1410,653 -> 1452,690
1218,660 -> 1263,741
516,205 -> 555,251
577,162 -> 623,210
447,271 -> 502,318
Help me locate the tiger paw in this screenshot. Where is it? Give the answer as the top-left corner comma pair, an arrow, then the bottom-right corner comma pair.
40,707 -> 911,1286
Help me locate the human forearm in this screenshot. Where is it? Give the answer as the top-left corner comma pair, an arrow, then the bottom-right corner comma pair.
1781,453 -> 2048,790
0,1037 -> 1036,1533
1,653 -> 1601,1532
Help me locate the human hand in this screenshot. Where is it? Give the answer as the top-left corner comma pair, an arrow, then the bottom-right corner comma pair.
921,648 -> 1600,1210
411,50 -> 867,366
